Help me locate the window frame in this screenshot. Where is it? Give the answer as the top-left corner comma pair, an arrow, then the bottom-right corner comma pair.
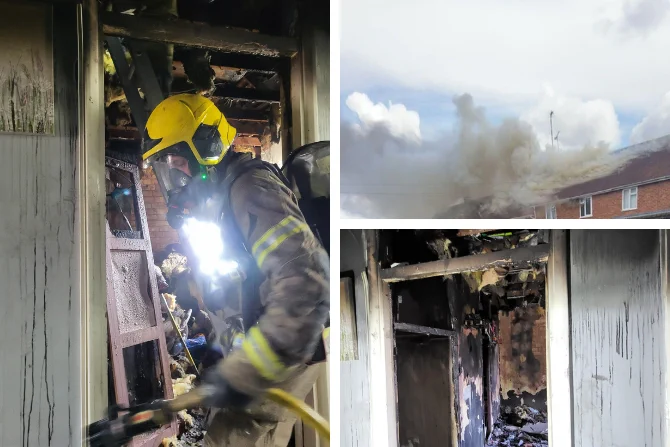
579,196 -> 593,218
622,187 -> 638,211
546,205 -> 557,219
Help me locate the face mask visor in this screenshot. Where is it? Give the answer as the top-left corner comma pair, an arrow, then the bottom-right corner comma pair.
150,154 -> 194,203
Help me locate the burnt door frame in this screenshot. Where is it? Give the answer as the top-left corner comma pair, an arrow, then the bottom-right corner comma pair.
105,156 -> 177,445
374,232 -> 552,447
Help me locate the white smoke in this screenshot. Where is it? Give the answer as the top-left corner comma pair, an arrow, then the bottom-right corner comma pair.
631,91 -> 670,143
341,93 -> 644,218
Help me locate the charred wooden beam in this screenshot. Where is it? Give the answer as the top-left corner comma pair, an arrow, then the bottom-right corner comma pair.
214,86 -> 280,103
207,52 -> 283,74
172,60 -> 276,78
394,322 -> 456,337
381,244 -> 550,283
172,78 -> 280,103
102,12 -> 298,57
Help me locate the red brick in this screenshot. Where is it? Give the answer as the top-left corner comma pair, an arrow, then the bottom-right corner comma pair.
536,180 -> 670,218
140,167 -> 180,253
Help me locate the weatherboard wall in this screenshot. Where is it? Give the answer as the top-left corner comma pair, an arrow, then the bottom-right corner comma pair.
0,4 -> 82,447
570,229 -> 665,447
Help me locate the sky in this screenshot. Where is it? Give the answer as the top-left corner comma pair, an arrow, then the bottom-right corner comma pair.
341,0 -> 670,218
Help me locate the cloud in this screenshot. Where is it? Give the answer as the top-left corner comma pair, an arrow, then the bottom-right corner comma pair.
341,93 -> 634,218
345,92 -> 421,143
600,0 -> 670,35
520,85 -> 621,150
630,91 -> 670,143
342,0 -> 670,112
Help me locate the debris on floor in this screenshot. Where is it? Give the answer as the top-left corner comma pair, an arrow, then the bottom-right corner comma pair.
158,256 -> 210,446
172,374 -> 197,397
487,405 -> 548,447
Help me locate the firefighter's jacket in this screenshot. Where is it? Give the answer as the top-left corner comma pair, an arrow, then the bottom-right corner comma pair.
212,157 -> 330,397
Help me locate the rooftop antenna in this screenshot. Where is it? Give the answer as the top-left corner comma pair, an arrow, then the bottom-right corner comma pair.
554,130 -> 561,151
550,111 -> 555,148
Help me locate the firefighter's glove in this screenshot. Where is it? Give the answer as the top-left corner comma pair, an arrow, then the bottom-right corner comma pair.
199,368 -> 253,410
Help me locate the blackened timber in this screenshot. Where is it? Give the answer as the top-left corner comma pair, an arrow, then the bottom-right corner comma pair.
102,12 -> 298,57
381,244 -> 550,282
172,79 -> 280,103
394,322 -> 456,337
214,86 -> 280,103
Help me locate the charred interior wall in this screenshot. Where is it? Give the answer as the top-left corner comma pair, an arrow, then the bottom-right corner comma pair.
570,230 -> 665,447
340,230 -> 371,446
0,4 -> 81,446
498,305 -> 547,412
447,276 -> 487,447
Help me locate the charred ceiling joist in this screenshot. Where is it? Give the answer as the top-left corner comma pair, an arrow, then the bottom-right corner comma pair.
102,12 -> 298,57
381,244 -> 550,283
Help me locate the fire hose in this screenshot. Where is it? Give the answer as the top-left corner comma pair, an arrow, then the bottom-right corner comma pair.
87,385 -> 330,446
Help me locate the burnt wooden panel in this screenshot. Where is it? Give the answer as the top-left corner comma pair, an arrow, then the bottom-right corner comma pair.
102,12 -> 298,57
570,230 -> 664,447
0,4 -> 82,446
105,157 -> 177,445
396,338 -> 454,447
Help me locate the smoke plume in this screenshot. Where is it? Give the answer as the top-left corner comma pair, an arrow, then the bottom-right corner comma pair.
341,93 -> 647,218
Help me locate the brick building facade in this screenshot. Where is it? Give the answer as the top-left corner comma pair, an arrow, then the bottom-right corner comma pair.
535,136 -> 670,219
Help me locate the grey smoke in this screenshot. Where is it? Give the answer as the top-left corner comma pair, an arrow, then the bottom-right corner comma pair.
341,93 -> 641,218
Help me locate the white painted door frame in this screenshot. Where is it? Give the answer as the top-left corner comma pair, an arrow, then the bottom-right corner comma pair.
545,229 -> 573,446
79,0 -> 109,430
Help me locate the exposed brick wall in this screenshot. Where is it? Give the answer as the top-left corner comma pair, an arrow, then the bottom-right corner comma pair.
498,305 -> 547,411
536,180 -> 670,218
140,167 -> 180,254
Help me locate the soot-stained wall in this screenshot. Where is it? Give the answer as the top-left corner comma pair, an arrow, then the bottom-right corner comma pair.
498,305 -> 547,412
0,4 -> 82,446
447,276 -> 487,447
570,230 -> 665,447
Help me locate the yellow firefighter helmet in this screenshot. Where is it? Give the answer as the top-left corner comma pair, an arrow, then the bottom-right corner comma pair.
142,93 -> 237,166
141,94 -> 237,199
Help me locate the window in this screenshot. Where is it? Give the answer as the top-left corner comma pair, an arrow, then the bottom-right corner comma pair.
545,205 -> 557,219
622,187 -> 638,211
579,196 -> 592,218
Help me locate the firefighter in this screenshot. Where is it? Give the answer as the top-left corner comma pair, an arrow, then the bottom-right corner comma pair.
141,93 -> 330,446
